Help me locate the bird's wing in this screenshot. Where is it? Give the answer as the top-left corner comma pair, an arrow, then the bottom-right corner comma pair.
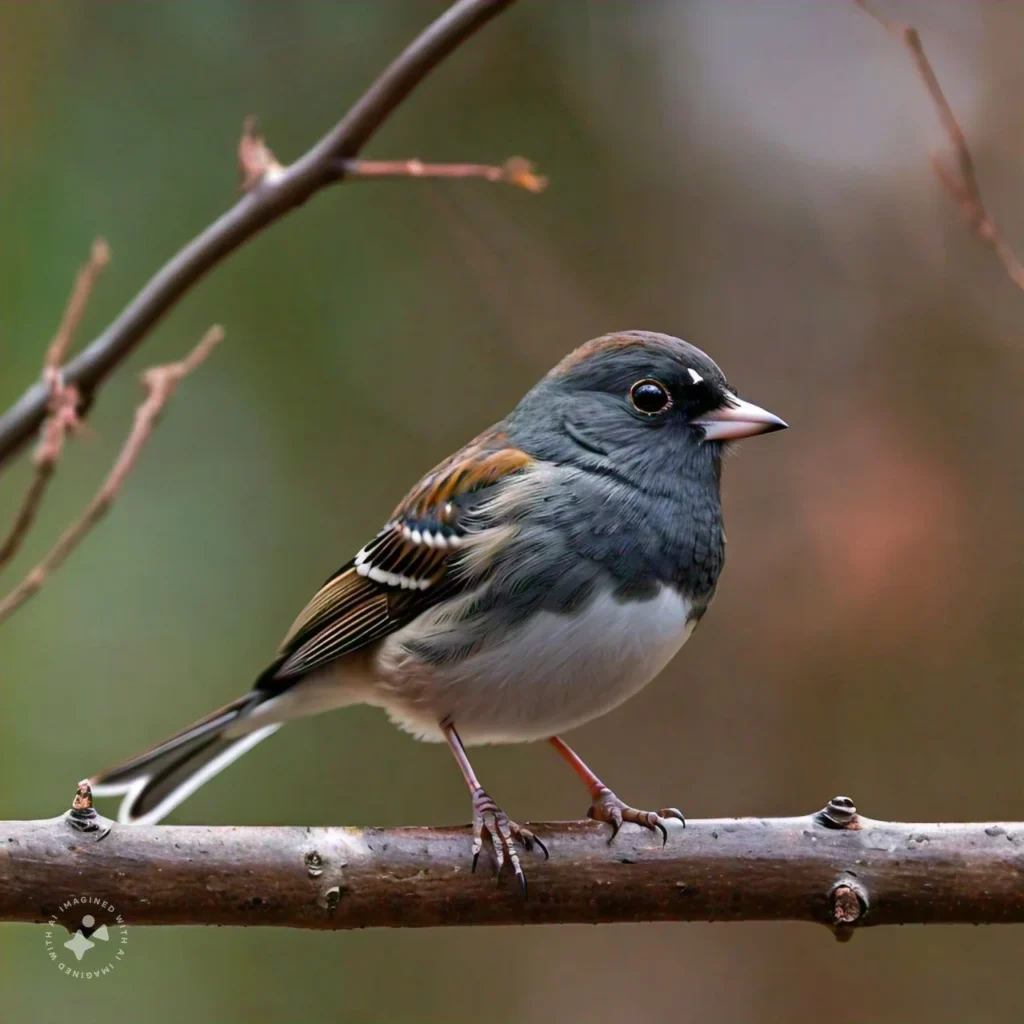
257,428 -> 532,689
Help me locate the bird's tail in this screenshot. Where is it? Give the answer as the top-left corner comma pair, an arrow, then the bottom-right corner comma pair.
90,692 -> 281,825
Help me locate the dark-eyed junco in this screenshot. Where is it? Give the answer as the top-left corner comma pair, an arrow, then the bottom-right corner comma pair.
92,331 -> 785,889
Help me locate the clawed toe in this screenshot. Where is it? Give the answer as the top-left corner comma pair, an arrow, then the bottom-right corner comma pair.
471,787 -> 547,894
659,806 -> 687,826
587,788 -> 686,845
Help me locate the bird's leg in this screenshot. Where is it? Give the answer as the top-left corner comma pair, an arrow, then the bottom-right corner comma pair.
548,735 -> 685,844
442,719 -> 547,892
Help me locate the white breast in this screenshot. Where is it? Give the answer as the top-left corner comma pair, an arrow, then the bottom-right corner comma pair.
373,586 -> 697,744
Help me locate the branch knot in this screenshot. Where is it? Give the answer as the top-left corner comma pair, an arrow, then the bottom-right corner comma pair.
817,796 -> 861,830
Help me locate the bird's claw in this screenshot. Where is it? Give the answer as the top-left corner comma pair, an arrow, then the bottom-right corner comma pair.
587,788 -> 686,845
470,787 -> 547,894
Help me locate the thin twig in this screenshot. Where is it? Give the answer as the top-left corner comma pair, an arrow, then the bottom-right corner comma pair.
2,792 -> 1022,931
0,326 -> 223,626
337,157 -> 547,193
0,240 -> 110,571
0,0 -> 520,464
0,389 -> 80,572
855,0 -> 1024,290
42,238 -> 111,373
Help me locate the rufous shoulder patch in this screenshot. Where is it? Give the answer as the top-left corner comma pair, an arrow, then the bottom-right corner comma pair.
393,426 -> 532,522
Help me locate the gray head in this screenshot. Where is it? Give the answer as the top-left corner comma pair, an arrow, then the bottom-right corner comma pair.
507,331 -> 786,486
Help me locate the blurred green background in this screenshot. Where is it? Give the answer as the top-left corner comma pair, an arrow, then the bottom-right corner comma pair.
2,1 -> 1023,1021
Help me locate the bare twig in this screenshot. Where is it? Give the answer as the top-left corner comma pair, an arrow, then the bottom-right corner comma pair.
0,240 -> 110,571
2,792 -> 1021,931
337,156 -> 547,193
42,238 -> 112,373
855,0 -> 1024,290
0,326 -> 223,626
0,389 -> 80,573
0,0 -> 521,464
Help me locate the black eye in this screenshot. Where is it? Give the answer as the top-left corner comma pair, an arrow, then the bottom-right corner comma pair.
629,379 -> 671,415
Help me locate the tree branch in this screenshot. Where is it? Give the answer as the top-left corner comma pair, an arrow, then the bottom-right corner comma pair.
3,792 -> 1021,932
0,388 -> 79,572
0,240 -> 110,571
42,238 -> 112,373
0,0 -> 518,466
0,326 -> 223,626
337,156 -> 547,192
855,0 -> 1024,290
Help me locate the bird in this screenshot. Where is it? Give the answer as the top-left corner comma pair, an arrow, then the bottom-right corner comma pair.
90,330 -> 786,890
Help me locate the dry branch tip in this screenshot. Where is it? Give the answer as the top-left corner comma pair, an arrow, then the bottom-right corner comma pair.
43,238 -> 111,374
501,156 -> 547,193
337,156 -> 546,193
239,116 -> 284,192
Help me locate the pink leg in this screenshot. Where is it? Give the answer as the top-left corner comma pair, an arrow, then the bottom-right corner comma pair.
549,735 -> 685,844
443,720 -> 547,892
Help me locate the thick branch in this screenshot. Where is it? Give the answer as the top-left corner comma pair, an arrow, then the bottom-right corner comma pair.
0,0 -> 515,465
0,327 -> 223,625
855,0 -> 1024,290
2,795 -> 1021,931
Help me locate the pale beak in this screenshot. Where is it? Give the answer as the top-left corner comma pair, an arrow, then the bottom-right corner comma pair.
694,397 -> 788,442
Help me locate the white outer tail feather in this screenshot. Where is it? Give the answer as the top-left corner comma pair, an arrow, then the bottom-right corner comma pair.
91,723 -> 281,825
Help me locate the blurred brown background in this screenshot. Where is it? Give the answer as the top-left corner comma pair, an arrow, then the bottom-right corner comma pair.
1,1 -> 1022,1022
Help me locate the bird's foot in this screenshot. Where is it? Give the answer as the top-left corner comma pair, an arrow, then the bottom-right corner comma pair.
587,787 -> 686,844
471,787 -> 548,894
